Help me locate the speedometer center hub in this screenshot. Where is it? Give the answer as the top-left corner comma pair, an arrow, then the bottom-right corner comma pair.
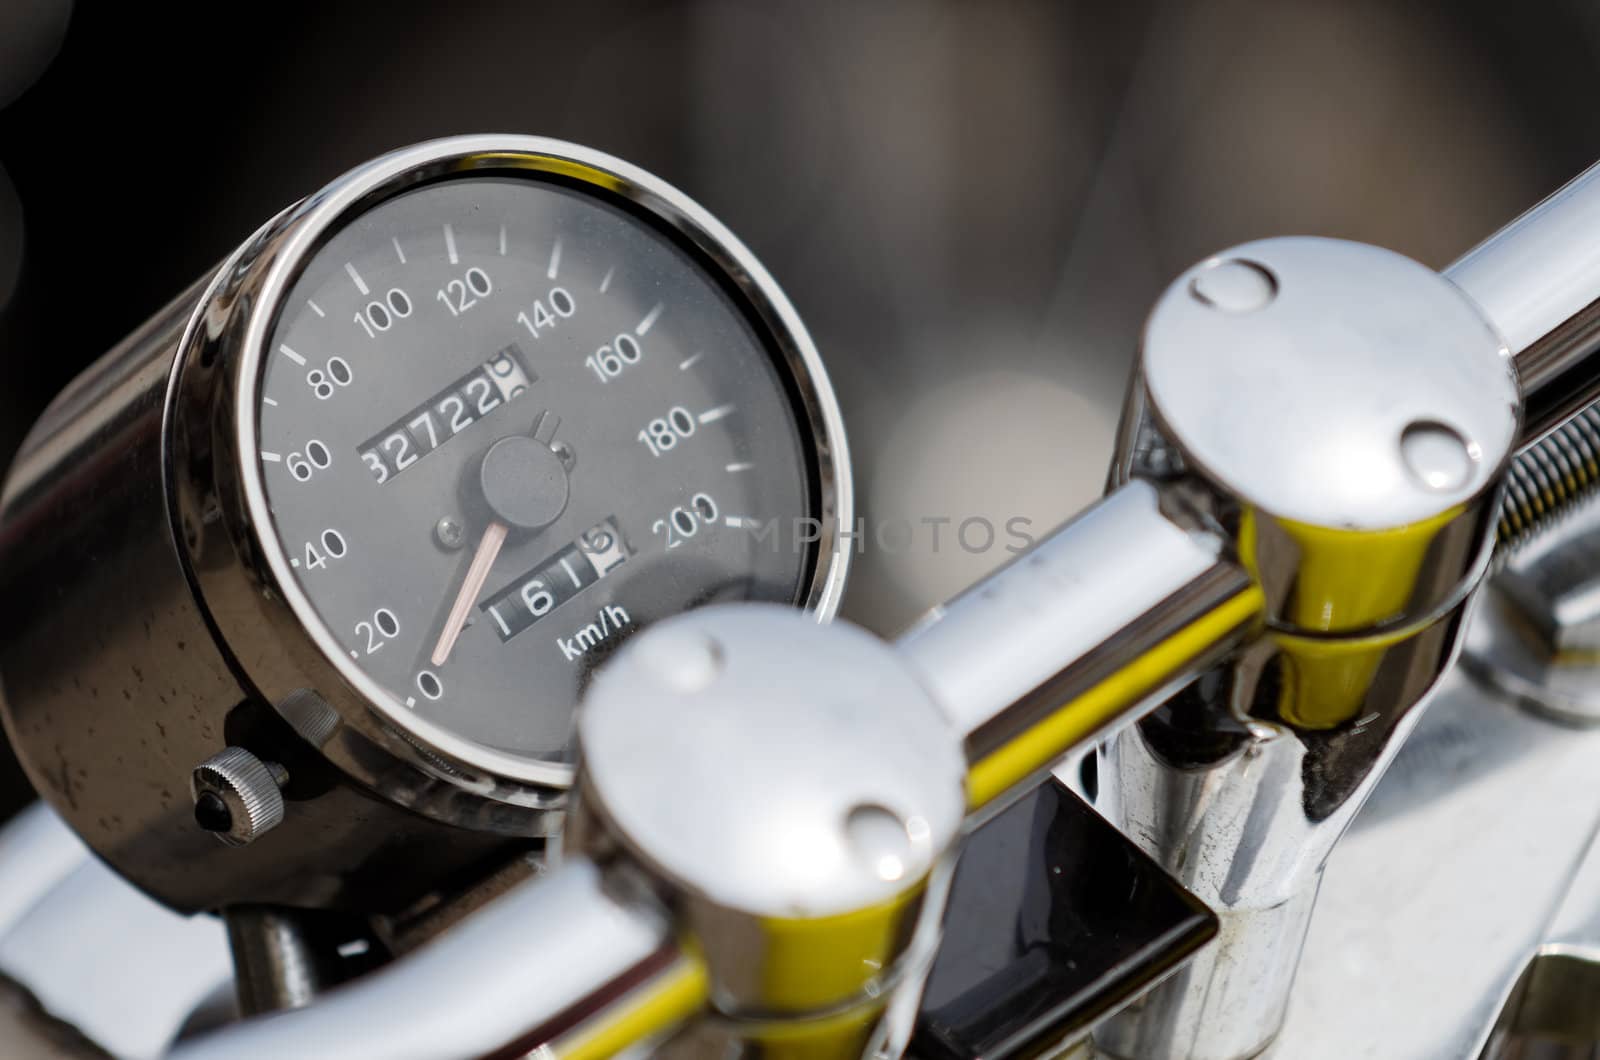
481,435 -> 570,530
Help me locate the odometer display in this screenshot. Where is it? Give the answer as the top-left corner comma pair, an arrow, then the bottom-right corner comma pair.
254,174 -> 821,773
355,344 -> 535,484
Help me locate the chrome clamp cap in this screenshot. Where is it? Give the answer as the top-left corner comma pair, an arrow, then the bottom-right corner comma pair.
570,604 -> 966,1029
1144,237 -> 1518,534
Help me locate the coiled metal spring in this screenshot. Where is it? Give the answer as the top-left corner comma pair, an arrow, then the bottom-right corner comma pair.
1498,404 -> 1600,558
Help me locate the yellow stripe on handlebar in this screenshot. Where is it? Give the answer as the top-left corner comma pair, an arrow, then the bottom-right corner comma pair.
546,949 -> 709,1060
964,584 -> 1264,812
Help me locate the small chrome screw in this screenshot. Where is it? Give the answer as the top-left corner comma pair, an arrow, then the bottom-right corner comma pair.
1189,258 -> 1277,313
635,627 -> 724,694
552,440 -> 576,471
1400,420 -> 1477,492
435,516 -> 465,550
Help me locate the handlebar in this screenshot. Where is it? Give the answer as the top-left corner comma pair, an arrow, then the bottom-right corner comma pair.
24,155 -> 1600,1060
174,859 -> 698,1060
1449,159 -> 1600,446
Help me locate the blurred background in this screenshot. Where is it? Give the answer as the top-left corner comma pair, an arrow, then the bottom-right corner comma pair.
1,0 -> 1599,798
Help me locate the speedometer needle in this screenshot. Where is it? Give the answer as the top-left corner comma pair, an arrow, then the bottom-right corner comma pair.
431,520 -> 508,666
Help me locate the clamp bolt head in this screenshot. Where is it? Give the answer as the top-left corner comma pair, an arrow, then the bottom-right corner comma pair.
190,747 -> 288,847
1188,258 -> 1277,313
633,625 -> 724,693
1400,419 -> 1478,492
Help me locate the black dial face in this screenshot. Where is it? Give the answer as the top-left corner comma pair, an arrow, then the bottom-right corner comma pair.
255,175 -> 818,776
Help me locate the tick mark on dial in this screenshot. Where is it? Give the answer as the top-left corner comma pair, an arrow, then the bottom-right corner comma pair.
345,262 -> 370,295
547,238 -> 562,280
635,303 -> 664,336
698,404 -> 735,425
443,223 -> 459,265
726,462 -> 753,473
261,452 -> 282,462
391,237 -> 407,264
679,352 -> 704,371
307,299 -> 325,318
279,345 -> 307,366
263,397 -> 279,407
599,267 -> 615,293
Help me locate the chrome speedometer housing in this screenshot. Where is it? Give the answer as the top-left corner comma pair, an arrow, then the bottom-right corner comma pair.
174,135 -> 852,818
0,135 -> 850,914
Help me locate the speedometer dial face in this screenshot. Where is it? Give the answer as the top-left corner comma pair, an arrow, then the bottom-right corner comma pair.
253,174 -> 823,778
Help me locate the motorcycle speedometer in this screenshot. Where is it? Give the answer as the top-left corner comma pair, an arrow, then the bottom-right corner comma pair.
0,136 -> 851,913
244,148 -> 845,786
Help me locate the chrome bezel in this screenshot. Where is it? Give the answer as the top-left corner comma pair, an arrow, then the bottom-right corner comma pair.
167,134 -> 851,827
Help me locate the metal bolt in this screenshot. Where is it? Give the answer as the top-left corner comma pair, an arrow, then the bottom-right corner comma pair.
435,516 -> 465,551
1400,420 -> 1477,492
634,627 -> 724,694
1189,259 -> 1277,313
845,803 -> 912,883
551,440 -> 576,471
191,747 -> 288,847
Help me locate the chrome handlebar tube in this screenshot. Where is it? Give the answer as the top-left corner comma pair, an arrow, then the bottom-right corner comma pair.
21,163 -> 1600,1060
898,479 -> 1260,817
173,858 -> 694,1060
1449,160 -> 1600,449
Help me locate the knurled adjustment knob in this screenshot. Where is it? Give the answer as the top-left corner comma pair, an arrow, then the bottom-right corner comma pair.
190,747 -> 288,847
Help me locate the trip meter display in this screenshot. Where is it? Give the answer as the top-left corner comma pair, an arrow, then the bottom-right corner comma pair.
246,144 -> 851,787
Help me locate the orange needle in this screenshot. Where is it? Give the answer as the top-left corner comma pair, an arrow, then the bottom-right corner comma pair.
431,520 -> 508,667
